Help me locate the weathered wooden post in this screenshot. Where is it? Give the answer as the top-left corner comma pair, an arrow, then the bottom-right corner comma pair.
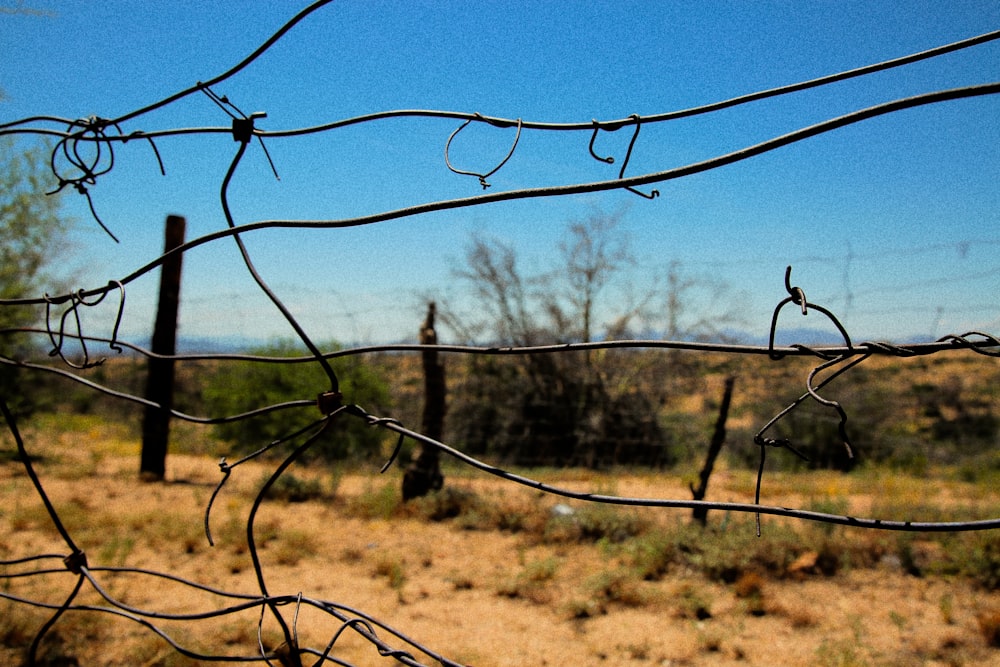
402,302 -> 446,500
690,376 -> 735,526
140,214 -> 185,481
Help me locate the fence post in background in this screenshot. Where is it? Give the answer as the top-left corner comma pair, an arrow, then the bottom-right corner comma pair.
690,375 -> 735,526
140,214 -> 186,481
402,302 -> 446,501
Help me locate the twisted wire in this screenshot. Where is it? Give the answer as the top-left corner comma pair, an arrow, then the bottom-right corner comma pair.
1,3 -> 999,665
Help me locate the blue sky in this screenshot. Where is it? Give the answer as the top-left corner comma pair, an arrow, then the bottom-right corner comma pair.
2,1 -> 999,347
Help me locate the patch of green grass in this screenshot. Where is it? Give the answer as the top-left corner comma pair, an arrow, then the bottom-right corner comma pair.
260,471 -> 330,503
372,553 -> 407,591
816,638 -> 870,667
673,582 -> 713,620
627,530 -> 682,581
97,533 -> 136,567
409,486 -> 480,522
497,557 -> 561,603
544,502 -> 649,544
269,528 -> 316,566
581,568 -> 653,610
347,481 -> 399,520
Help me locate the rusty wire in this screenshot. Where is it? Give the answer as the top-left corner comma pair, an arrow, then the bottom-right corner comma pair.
1,2 -> 1000,665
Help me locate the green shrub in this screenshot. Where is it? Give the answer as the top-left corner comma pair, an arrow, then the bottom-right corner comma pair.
347,481 -> 400,520
410,486 -> 481,522
545,502 -> 649,544
261,471 -> 331,503
497,557 -> 561,603
202,340 -> 391,461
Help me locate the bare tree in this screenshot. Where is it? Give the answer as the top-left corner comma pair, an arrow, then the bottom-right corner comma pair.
547,210 -> 633,347
446,210 -> 671,468
454,235 -> 536,346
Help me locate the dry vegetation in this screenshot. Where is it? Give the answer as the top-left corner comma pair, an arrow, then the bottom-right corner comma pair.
2,412 -> 1000,666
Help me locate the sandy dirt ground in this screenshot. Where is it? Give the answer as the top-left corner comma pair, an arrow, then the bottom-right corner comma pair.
2,448 -> 1000,667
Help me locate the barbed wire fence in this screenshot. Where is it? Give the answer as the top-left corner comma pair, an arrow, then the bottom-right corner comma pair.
1,1 -> 999,664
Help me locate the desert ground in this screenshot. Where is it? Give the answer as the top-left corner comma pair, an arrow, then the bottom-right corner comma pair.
2,421 -> 1000,667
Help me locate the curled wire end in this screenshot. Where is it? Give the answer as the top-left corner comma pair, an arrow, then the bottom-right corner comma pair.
78,184 -> 120,244
626,185 -> 659,200
106,280 -> 126,353
47,116 -> 122,243
588,120 -> 616,164
380,434 -> 407,474
444,114 -> 522,188
767,266 -> 853,359
784,266 -> 807,315
838,421 -> 855,460
937,331 -> 1000,357
204,458 -> 233,547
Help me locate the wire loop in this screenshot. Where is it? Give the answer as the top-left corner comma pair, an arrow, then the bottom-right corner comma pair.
444,113 -> 522,188
2,6 -> 1000,665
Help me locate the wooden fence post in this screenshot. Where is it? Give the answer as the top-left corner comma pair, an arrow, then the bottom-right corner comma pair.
690,376 -> 735,525
402,302 -> 446,500
140,215 -> 185,481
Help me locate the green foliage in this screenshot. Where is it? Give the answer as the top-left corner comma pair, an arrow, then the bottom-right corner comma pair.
0,137 -> 72,415
260,471 -> 333,503
202,340 -> 391,461
0,138 -> 69,316
497,557 -> 561,602
408,485 -> 480,521
347,480 -> 400,520
544,502 -> 650,544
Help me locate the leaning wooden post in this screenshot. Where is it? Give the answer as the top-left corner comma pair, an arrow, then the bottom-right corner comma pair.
690,376 -> 735,526
140,215 -> 185,481
402,302 -> 446,500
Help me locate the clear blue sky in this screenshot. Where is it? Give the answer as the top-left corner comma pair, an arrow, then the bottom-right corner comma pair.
2,1 -> 999,347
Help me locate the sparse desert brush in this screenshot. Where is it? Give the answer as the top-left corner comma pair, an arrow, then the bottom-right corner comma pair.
0,599 -> 41,652
687,521 -> 802,583
543,502 -> 649,544
408,485 -> 481,522
260,471 -> 329,503
733,571 -> 767,616
346,481 -> 400,520
267,527 -> 316,566
784,603 -> 819,628
959,532 -> 1000,590
627,530 -> 681,581
464,491 -> 546,535
584,568 -> 651,608
976,608 -> 1000,647
733,571 -> 764,598
563,597 -> 605,619
672,582 -> 713,620
815,637 -> 870,667
497,557 -> 561,603
372,553 -> 407,591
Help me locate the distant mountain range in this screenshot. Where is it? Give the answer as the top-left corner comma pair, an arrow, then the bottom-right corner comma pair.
154,326 -> 929,356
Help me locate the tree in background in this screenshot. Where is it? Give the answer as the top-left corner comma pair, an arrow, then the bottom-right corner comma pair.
445,210 -> 678,468
202,340 -> 391,462
0,136 -> 71,414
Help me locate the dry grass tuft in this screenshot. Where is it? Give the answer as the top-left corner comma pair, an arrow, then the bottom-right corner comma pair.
976,608 -> 1000,647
